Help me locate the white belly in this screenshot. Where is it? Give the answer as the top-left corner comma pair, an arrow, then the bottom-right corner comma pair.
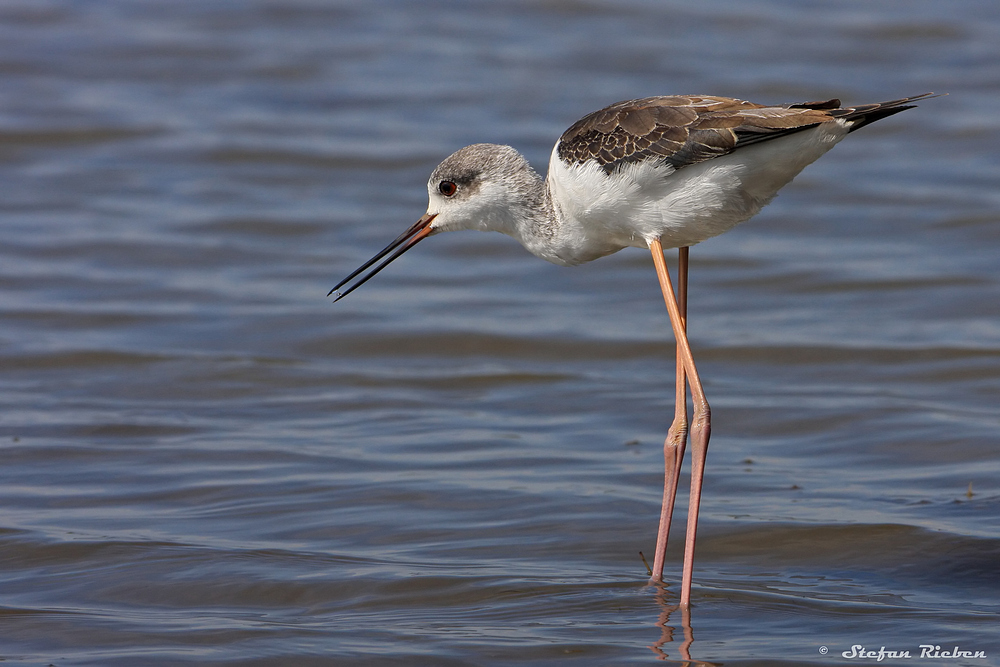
543,120 -> 850,264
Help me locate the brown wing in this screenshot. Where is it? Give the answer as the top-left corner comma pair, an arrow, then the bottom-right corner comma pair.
556,94 -> 935,173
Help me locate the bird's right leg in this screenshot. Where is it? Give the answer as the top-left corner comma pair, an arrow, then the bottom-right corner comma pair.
649,239 -> 711,608
651,247 -> 689,582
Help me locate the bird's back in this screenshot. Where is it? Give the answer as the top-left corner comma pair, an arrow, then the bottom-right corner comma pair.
543,95 -> 929,260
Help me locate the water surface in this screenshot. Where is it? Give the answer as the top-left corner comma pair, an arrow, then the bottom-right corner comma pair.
1,1 -> 998,665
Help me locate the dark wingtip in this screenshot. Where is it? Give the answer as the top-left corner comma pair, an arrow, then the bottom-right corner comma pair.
844,93 -> 943,133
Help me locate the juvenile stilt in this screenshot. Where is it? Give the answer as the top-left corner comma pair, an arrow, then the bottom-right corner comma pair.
330,93 -> 936,605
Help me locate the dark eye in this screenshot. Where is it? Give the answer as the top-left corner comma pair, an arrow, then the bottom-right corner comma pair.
438,180 -> 457,197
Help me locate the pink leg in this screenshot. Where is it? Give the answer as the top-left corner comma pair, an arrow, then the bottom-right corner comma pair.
649,240 -> 711,608
651,247 -> 689,581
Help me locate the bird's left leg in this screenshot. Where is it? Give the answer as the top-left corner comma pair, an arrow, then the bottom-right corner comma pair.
651,247 -> 689,582
649,239 -> 711,608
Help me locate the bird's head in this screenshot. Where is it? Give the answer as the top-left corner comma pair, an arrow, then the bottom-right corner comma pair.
330,143 -> 537,301
424,143 -> 534,233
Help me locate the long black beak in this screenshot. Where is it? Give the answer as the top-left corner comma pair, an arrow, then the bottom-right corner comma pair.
329,213 -> 437,302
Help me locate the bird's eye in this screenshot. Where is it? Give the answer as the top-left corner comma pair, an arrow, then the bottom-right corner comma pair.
438,180 -> 457,197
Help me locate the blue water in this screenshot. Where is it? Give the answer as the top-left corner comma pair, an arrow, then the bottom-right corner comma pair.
1,1 -> 998,665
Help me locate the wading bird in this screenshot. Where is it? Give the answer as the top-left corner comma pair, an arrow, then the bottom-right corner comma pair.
330,93 -> 934,607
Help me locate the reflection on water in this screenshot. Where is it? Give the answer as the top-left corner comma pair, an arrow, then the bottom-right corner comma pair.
649,586 -> 699,664
1,0 -> 998,664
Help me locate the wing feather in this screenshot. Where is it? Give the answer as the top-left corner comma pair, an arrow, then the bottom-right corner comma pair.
556,94 -> 936,173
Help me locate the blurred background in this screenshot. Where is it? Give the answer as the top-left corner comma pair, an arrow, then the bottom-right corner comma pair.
1,1 -> 997,665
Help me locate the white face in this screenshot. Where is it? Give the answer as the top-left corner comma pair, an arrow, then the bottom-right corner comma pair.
424,173 -> 500,234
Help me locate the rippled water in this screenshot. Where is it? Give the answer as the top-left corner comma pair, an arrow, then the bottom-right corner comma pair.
1,1 -> 998,665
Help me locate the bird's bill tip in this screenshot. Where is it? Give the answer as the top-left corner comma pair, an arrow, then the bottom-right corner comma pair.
329,213 -> 437,301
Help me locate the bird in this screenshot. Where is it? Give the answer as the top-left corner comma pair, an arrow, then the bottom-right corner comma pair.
330,92 -> 935,607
